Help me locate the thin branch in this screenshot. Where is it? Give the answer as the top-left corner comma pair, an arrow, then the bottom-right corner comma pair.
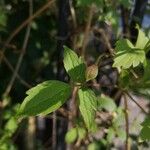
113,89 -> 122,102
4,0 -> 33,96
125,91 -> 149,115
52,112 -> 57,150
26,117 -> 36,150
81,5 -> 95,58
93,28 -> 114,55
2,55 -> 31,88
69,0 -> 77,49
0,41 -> 17,50
58,107 -> 71,118
71,86 -> 78,119
130,69 -> 139,79
67,86 -> 78,150
0,0 -> 55,64
91,79 -> 100,91
69,0 -> 77,29
123,94 -> 130,150
68,86 -> 78,127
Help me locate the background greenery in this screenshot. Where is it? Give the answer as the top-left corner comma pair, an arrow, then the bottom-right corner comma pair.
0,0 -> 150,150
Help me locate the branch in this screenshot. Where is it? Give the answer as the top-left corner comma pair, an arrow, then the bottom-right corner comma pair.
52,112 -> 57,150
123,94 -> 130,150
2,55 -> 31,88
67,86 -> 78,150
69,0 -> 77,50
0,0 -> 55,64
67,86 -> 78,128
130,0 -> 148,42
93,28 -> 114,55
4,0 -> 33,96
120,5 -> 130,38
125,91 -> 149,115
81,5 -> 95,58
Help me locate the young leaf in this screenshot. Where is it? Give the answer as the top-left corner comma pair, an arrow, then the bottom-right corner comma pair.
135,28 -> 149,49
145,40 -> 150,53
18,80 -> 71,117
65,128 -> 77,144
78,88 -> 97,132
86,64 -> 98,81
98,95 -> 116,112
113,39 -> 145,69
63,46 -> 86,83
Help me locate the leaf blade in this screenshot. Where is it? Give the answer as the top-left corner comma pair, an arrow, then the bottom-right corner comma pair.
78,88 -> 97,132
18,80 -> 71,117
98,95 -> 116,112
63,46 -> 86,83
65,127 -> 77,144
113,39 -> 146,69
135,28 -> 149,49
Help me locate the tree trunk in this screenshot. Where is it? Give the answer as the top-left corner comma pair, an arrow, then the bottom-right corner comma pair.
130,0 -> 148,43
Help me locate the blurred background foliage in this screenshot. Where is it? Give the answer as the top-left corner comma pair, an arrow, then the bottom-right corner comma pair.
0,0 -> 150,150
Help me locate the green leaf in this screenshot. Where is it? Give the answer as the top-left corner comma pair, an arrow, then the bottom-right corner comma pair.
77,127 -> 86,140
86,64 -> 98,81
65,128 -> 77,144
116,129 -> 126,141
140,117 -> 150,140
107,128 -> 115,143
78,88 -> 97,132
63,46 -> 86,83
77,0 -> 103,6
145,40 -> 150,53
4,117 -> 18,135
135,28 -> 149,49
119,0 -> 131,8
104,10 -> 119,30
141,117 -> 150,127
143,61 -> 150,82
116,38 -> 134,50
113,108 -> 125,127
113,39 -> 146,69
0,8 -> 7,30
98,95 -> 116,112
140,127 -> 150,141
132,61 -> 150,99
0,142 -> 17,150
118,69 -> 131,88
88,142 -> 100,150
18,80 -> 71,116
